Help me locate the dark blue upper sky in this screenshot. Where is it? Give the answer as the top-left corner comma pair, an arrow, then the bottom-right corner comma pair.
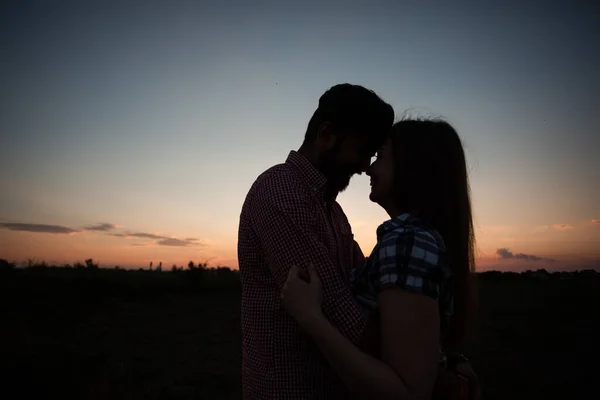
1,0 -> 598,268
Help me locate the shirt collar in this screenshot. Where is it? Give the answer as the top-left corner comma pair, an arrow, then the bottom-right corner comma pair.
376,212 -> 420,240
286,150 -> 328,192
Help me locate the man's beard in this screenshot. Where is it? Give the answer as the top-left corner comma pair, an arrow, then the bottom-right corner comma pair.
320,149 -> 353,194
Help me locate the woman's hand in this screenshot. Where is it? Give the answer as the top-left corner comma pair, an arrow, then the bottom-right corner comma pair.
281,263 -> 324,328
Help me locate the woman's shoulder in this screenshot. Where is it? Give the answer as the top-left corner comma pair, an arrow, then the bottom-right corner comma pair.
371,214 -> 450,297
378,213 -> 447,255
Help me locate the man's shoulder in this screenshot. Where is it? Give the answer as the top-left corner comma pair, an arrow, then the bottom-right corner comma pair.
255,162 -> 294,186
246,162 -> 308,206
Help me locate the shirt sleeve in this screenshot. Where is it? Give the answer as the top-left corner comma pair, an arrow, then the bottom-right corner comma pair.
249,182 -> 368,344
371,227 -> 444,299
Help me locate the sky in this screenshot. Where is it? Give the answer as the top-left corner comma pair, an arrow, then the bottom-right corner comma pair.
1,0 -> 599,271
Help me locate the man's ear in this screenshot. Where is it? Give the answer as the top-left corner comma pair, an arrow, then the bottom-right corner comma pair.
315,122 -> 337,151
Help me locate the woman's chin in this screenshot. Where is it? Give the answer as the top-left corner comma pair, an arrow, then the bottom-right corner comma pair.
368,189 -> 378,203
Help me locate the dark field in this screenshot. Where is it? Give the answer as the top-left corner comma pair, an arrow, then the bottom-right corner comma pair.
1,264 -> 598,399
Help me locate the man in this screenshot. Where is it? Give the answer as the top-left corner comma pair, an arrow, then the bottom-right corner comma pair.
238,84 -> 394,399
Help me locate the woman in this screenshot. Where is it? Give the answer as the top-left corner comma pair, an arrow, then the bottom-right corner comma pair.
281,118 -> 479,399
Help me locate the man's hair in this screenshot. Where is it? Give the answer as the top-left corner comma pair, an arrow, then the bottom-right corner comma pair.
303,84 -> 394,150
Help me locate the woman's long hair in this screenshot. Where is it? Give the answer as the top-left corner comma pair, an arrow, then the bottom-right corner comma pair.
389,118 -> 476,351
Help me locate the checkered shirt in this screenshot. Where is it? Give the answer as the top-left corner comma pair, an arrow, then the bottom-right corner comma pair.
238,150 -> 368,399
351,213 -> 454,343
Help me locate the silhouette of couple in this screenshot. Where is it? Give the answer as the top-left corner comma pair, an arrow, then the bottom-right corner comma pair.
238,84 -> 480,399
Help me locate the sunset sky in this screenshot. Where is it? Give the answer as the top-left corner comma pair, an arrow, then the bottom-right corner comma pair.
1,1 -> 599,271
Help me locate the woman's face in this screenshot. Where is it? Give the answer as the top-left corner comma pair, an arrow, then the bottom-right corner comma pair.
366,138 -> 395,207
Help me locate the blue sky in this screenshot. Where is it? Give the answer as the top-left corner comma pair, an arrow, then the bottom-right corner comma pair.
1,0 -> 598,270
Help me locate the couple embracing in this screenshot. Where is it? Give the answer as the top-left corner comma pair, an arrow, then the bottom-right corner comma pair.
238,84 -> 480,399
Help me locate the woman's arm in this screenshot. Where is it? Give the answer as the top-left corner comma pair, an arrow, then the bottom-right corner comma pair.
283,265 -> 441,400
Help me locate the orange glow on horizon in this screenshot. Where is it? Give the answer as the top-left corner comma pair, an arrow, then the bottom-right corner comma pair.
1,216 -> 598,272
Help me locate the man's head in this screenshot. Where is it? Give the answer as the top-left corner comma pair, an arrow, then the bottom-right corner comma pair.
300,84 -> 394,193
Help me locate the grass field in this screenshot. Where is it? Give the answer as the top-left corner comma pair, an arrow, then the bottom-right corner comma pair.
1,262 -> 598,399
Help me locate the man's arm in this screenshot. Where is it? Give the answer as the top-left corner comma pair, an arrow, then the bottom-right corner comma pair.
250,185 -> 367,344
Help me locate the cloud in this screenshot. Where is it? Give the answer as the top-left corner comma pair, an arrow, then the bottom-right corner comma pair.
108,231 -> 165,239
496,248 -> 554,262
157,238 -> 205,247
0,222 -> 79,234
590,219 -> 600,225
129,232 -> 165,239
1,220 -> 205,247
157,238 -> 189,247
533,224 -> 574,233
84,223 -> 116,231
109,230 -> 204,247
553,224 -> 574,230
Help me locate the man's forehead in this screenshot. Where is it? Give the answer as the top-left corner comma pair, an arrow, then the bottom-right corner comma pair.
346,134 -> 384,149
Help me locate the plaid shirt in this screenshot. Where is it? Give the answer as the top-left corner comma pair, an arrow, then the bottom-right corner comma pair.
238,150 -> 368,399
351,213 -> 453,345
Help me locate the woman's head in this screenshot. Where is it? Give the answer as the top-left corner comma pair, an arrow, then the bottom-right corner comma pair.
367,118 -> 476,349
368,119 -> 469,216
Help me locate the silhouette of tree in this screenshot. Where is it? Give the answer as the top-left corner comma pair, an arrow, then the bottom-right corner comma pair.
0,259 -> 15,272
186,260 -> 206,280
